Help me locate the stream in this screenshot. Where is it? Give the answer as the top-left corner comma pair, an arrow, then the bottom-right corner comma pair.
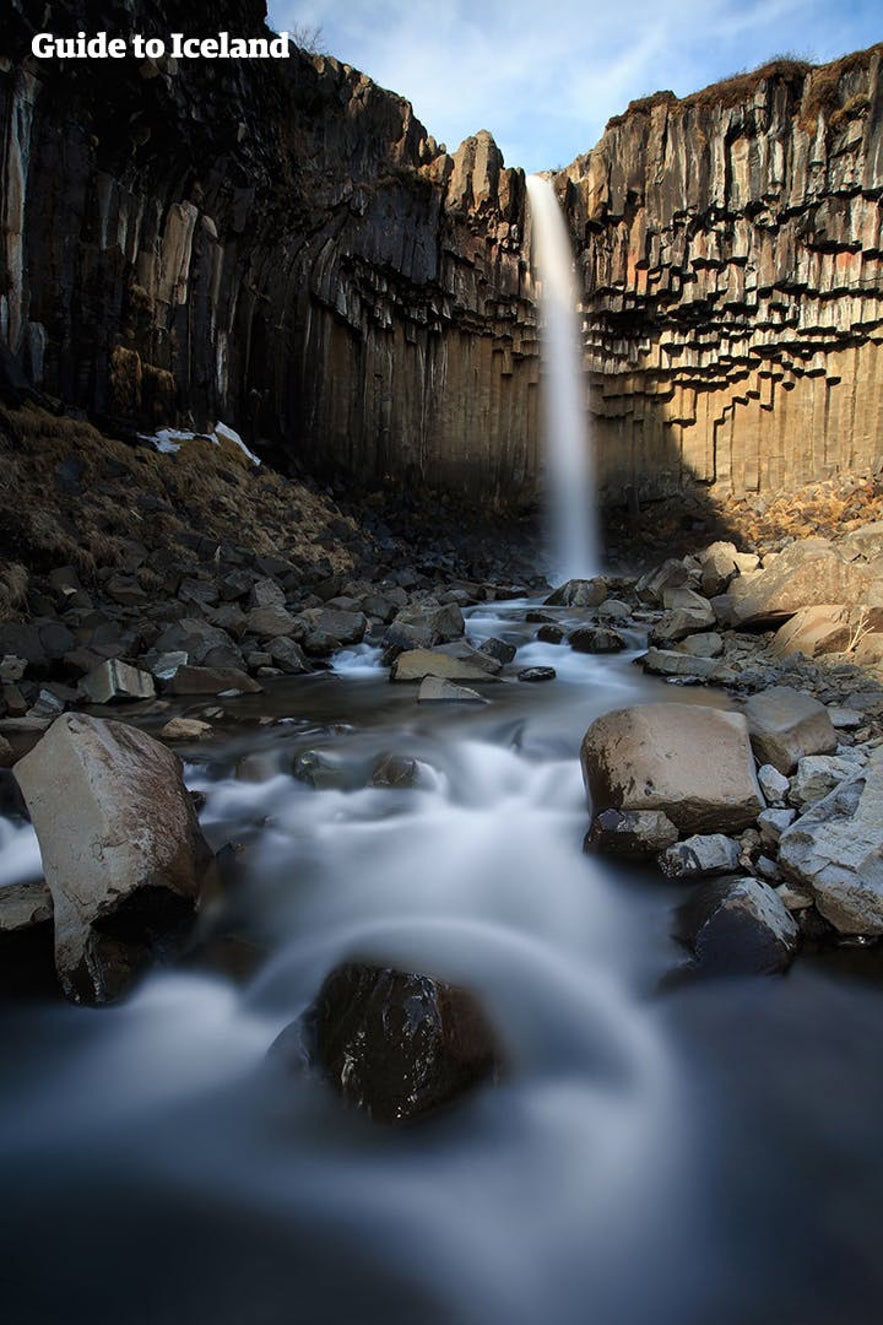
2,600 -> 883,1324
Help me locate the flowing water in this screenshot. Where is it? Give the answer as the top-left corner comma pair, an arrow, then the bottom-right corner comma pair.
2,603 -> 883,1324
526,175 -> 598,582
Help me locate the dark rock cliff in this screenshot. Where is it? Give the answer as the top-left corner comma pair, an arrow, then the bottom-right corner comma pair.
558,49 -> 883,502
2,2 -> 881,509
1,0 -> 537,505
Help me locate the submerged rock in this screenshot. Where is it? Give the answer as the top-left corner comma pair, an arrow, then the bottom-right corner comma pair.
298,961 -> 501,1124
518,666 -> 556,683
417,676 -> 486,703
13,713 -> 211,1003
369,753 -> 421,787
581,703 -> 763,835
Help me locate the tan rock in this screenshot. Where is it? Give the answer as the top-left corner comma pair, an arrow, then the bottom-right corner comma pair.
744,686 -> 837,775
718,541 -> 883,628
159,717 -> 213,741
581,703 -> 763,834
14,714 -> 211,1003
391,649 -> 499,683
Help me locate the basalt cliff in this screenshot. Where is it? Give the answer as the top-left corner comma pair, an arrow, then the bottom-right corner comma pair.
1,0 -> 881,508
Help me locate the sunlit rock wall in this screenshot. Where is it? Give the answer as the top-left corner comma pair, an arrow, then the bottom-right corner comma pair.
0,1 -> 539,505
560,47 -> 883,502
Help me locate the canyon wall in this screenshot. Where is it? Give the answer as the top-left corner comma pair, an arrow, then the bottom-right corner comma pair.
2,1 -> 881,508
1,0 -> 539,505
561,49 -> 883,502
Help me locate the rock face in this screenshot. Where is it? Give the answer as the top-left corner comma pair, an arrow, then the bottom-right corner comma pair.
300,961 -> 501,1124
778,750 -> 883,934
13,713 -> 211,1003
561,49 -> 883,504
1,2 -> 537,507
581,703 -> 764,834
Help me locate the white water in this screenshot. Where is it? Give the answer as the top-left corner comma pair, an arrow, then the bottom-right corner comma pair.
526,174 -> 599,582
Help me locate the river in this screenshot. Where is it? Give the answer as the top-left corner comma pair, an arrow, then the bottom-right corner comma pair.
1,599 -> 882,1324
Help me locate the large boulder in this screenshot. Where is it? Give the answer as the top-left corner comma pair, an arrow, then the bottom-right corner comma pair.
770,604 -> 881,659
778,750 -> 883,935
390,649 -> 499,683
295,961 -> 501,1124
545,577 -> 607,608
386,602 -> 465,650
743,686 -> 837,775
13,714 -> 211,1003
715,540 -> 883,628
581,703 -> 763,834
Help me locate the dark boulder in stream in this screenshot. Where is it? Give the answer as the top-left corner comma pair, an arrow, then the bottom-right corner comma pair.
676,877 -> 800,976
299,961 -> 502,1124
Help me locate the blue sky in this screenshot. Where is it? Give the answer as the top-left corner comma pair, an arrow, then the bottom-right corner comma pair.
267,0 -> 880,173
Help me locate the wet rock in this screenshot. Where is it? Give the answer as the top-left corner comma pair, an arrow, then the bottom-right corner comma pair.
298,961 -> 501,1123
568,627 -> 626,654
478,637 -> 517,665
13,714 -> 211,1003
778,750 -> 883,935
417,676 -> 486,703
81,659 -> 156,705
582,703 -> 763,835
391,649 -> 496,683
658,834 -> 741,879
596,599 -> 632,621
168,666 -> 262,696
159,717 -> 213,741
369,753 -> 421,788
0,735 -> 14,768
0,881 -> 56,998
537,624 -> 565,644
293,749 -> 352,788
585,808 -> 679,856
517,666 -> 556,682
545,578 -> 608,609
744,686 -> 837,775
677,878 -> 799,975
431,641 -> 502,675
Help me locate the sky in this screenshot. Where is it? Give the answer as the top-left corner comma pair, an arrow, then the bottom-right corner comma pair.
266,0 -> 880,173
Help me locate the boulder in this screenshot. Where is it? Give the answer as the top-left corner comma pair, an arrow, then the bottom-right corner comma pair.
716,540 -> 883,628
245,603 -> 299,640
545,578 -> 607,608
518,666 -> 556,683
650,592 -> 716,645
758,807 -> 797,849
478,637 -> 517,665
248,577 -> 285,610
789,754 -> 856,808
296,961 -> 501,1123
390,649 -> 497,683
81,659 -> 156,705
674,632 -> 724,658
585,808 -> 679,856
778,750 -> 883,934
168,665 -> 262,695
676,878 -> 799,975
771,604 -> 864,659
417,676 -> 485,703
369,753 -> 421,788
297,608 -> 367,654
13,714 -> 211,1003
266,637 -> 312,675
698,541 -> 742,597
744,686 -> 837,775
537,625 -> 565,644
581,704 -> 763,834
0,734 -> 15,768
432,641 -> 502,675
635,560 -> 689,605
640,649 -> 719,680
153,618 -> 242,669
568,627 -> 626,654
658,833 -> 741,879
387,603 -> 464,649
159,717 -> 213,741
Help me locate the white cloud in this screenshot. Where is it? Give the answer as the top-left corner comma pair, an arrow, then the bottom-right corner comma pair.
269,0 -> 882,172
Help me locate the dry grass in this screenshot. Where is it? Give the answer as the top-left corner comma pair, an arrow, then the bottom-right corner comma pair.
0,402 -> 365,616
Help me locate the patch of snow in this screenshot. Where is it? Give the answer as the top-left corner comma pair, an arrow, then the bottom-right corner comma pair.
138,421 -> 261,465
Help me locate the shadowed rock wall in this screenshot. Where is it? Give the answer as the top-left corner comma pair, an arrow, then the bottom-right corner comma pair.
559,48 -> 883,502
1,0 -> 539,505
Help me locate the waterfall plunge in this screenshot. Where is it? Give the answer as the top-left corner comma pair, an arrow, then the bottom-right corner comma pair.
526,174 -> 599,582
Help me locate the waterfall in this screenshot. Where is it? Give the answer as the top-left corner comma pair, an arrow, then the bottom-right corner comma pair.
526,174 -> 599,582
